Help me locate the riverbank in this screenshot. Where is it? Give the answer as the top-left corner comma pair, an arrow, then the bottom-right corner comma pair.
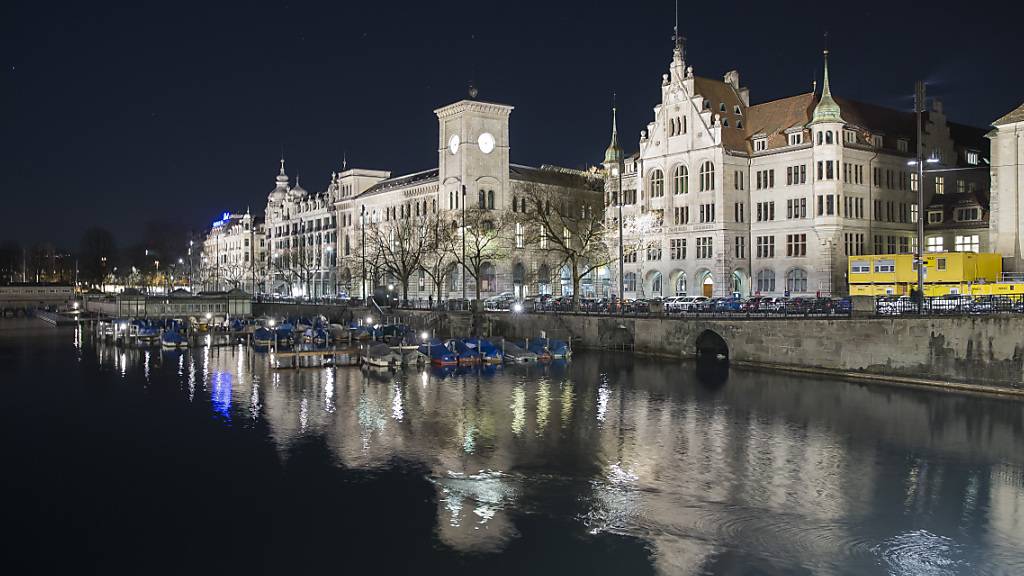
383,309 -> 1024,397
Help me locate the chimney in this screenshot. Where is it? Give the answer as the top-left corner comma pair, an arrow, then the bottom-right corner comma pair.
724,70 -> 740,90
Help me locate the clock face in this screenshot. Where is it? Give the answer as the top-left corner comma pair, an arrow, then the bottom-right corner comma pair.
448,134 -> 460,155
478,132 -> 495,154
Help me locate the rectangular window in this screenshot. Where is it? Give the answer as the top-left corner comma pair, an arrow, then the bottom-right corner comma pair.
734,202 -> 744,223
696,237 -> 713,259
935,176 -> 945,195
926,236 -> 944,253
954,234 -> 980,253
756,235 -> 775,258
786,234 -> 806,257
515,223 -> 524,248
874,259 -> 896,273
955,207 -> 979,221
670,238 -> 686,260
826,195 -> 834,215
788,133 -> 803,146
928,211 -> 944,224
851,260 -> 870,273
735,236 -> 745,259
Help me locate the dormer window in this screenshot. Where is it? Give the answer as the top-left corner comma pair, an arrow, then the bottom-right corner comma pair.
736,119 -> 743,129
788,133 -> 803,146
843,129 -> 857,144
955,207 -> 979,221
722,118 -> 729,127
928,211 -> 944,224
703,100 -> 710,110
897,139 -> 909,153
719,102 -> 726,112
871,134 -> 883,148
754,138 -> 767,152
733,105 -> 742,115
966,150 -> 979,165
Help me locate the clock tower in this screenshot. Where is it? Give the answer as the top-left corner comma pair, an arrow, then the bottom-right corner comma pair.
435,98 -> 513,212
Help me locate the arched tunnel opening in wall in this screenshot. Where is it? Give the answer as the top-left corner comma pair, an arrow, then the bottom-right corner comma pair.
695,329 -> 729,361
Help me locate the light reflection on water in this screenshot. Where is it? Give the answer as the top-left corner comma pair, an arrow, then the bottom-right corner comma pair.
75,335 -> 1024,574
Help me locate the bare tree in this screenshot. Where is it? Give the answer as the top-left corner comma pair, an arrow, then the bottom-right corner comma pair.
516,182 -> 610,310
621,212 -> 661,297
366,210 -> 434,304
420,211 -> 456,306
271,245 -> 318,297
446,207 -> 514,301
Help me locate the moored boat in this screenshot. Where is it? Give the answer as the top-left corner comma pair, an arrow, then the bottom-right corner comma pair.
363,342 -> 401,367
417,339 -> 458,366
160,329 -> 188,349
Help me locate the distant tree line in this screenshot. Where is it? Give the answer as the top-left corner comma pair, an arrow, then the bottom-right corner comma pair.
0,219 -> 199,289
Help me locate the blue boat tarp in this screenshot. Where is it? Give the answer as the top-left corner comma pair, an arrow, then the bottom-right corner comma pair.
418,340 -> 456,364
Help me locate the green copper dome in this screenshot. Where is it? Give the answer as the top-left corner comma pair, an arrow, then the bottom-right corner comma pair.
811,51 -> 845,125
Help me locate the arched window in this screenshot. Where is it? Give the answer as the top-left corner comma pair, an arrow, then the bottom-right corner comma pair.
449,191 -> 453,209
700,161 -> 715,191
674,165 -> 688,195
786,268 -> 808,293
624,272 -> 637,293
651,272 -> 663,295
650,169 -> 664,198
478,190 -> 485,208
513,263 -> 525,285
825,131 -> 834,145
676,273 -> 687,295
487,189 -> 495,209
756,269 -> 776,293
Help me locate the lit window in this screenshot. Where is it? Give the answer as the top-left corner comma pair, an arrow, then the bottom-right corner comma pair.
966,150 -> 979,165
955,234 -> 980,252
926,236 -> 944,253
935,176 -> 945,195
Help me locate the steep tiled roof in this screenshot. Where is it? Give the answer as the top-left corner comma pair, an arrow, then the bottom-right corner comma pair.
745,93 -> 816,151
925,189 -> 990,230
692,76 -> 748,151
993,102 -> 1024,126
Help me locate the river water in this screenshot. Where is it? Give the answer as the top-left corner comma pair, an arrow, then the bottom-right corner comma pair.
3,319 -> 1023,575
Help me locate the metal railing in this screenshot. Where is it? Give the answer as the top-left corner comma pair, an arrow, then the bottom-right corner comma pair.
876,294 -> 1024,316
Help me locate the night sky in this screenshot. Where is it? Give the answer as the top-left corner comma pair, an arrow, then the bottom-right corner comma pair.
4,0 -> 1021,247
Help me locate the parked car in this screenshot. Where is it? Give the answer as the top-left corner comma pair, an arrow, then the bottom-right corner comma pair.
929,294 -> 972,314
675,296 -> 709,312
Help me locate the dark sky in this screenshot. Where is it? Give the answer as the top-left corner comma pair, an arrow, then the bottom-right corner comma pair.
4,0 -> 1021,248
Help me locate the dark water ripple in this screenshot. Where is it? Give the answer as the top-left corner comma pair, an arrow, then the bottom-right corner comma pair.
3,319 -> 1023,575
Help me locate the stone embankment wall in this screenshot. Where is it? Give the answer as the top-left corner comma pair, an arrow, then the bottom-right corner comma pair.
399,309 -> 1024,391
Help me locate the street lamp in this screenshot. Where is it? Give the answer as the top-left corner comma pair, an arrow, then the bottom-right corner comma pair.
913,80 -> 940,311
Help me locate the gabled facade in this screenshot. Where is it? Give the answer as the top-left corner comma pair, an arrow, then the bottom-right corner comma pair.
604,36 -> 990,298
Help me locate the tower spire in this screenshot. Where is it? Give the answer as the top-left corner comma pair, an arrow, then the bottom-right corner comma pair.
669,0 -> 686,83
604,93 -> 623,165
811,47 -> 844,125
342,150 -> 348,171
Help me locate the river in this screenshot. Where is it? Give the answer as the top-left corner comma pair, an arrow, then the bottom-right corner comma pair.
3,319 -> 1022,575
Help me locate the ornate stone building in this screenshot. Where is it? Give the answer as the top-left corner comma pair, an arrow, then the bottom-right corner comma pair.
200,210 -> 265,294
604,34 -> 990,298
989,102 -> 1024,272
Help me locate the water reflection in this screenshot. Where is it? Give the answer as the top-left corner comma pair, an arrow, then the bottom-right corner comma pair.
85,336 -> 1024,574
